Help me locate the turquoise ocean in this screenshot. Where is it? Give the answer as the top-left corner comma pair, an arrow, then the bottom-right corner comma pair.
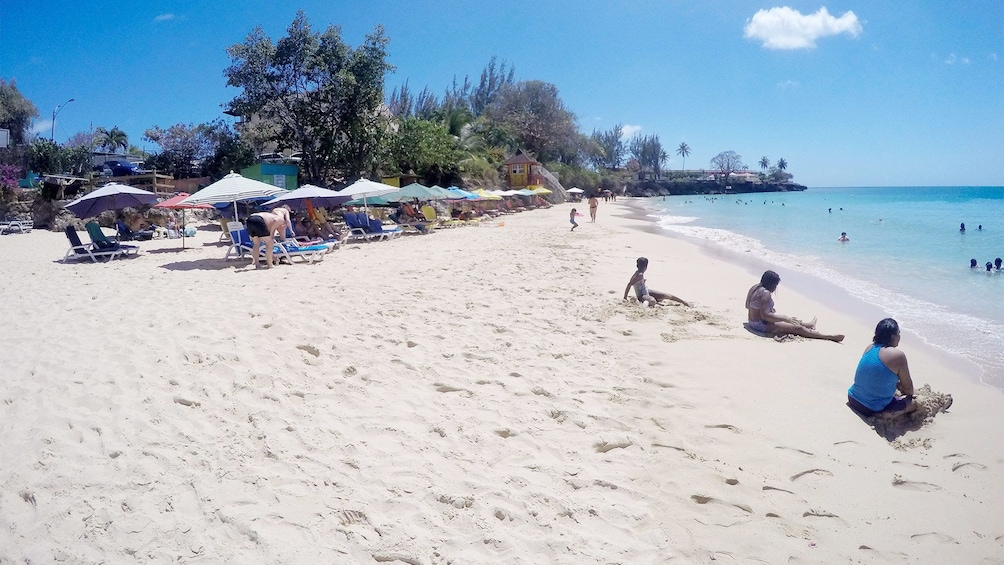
641,186 -> 1004,390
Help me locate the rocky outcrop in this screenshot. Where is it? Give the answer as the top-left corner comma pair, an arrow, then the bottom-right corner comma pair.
627,179 -> 807,197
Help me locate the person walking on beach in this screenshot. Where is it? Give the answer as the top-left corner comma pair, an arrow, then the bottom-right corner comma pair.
745,270 -> 844,342
623,257 -> 690,307
588,194 -> 599,223
847,318 -> 917,418
569,208 -> 579,231
247,206 -> 293,269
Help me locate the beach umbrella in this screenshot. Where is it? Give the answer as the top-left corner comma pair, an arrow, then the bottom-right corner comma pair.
530,186 -> 552,195
65,183 -> 159,218
446,187 -> 480,200
334,179 -> 399,212
179,172 -> 286,212
566,187 -> 584,194
472,189 -> 501,200
262,184 -> 350,211
154,192 -> 213,250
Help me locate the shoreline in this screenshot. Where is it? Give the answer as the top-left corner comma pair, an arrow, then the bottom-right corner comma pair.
617,196 -> 991,389
2,211 -> 1003,562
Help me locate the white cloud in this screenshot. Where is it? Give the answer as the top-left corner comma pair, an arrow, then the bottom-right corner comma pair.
744,7 -> 862,50
777,80 -> 800,89
944,53 -> 956,65
990,53 -> 998,62
154,13 -> 175,22
32,120 -> 52,135
621,124 -> 642,139
961,57 -> 970,65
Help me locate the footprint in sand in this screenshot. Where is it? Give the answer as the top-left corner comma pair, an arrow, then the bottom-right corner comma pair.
909,532 -> 958,544
690,495 -> 752,513
775,446 -> 814,456
594,439 -> 633,453
790,469 -> 832,481
951,462 -> 987,472
891,474 -> 942,491
433,383 -> 469,394
763,485 -> 795,495
802,509 -> 840,518
705,424 -> 740,433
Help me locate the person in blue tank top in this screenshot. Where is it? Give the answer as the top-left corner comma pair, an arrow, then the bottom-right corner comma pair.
847,318 -> 917,417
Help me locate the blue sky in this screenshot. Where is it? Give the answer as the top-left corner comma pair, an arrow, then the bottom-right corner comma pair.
3,1 -> 1001,187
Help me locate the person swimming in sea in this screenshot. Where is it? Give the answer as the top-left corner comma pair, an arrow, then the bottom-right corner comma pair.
995,257 -> 1002,271
971,258 -> 979,269
838,232 -> 849,242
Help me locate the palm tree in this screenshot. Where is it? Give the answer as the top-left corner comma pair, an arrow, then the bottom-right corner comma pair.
759,156 -> 770,171
96,126 -> 129,154
777,157 -> 787,171
676,142 -> 691,171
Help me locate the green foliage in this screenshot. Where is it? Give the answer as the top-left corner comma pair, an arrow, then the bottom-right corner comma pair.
62,144 -> 93,176
95,126 -> 129,153
224,11 -> 394,183
547,162 -> 601,192
28,139 -> 62,174
386,117 -> 463,185
676,142 -> 691,171
0,79 -> 39,146
590,124 -> 625,169
758,156 -> 770,171
777,157 -> 787,171
484,80 -> 578,164
629,133 -> 667,178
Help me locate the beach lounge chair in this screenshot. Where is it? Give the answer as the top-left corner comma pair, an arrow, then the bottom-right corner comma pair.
225,222 -> 327,264
115,220 -> 153,241
367,217 -> 403,239
342,212 -> 385,242
421,205 -> 462,229
85,221 -> 139,256
61,226 -> 122,263
0,219 -> 33,234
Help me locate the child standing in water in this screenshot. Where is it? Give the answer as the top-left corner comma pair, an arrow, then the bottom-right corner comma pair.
569,208 -> 579,231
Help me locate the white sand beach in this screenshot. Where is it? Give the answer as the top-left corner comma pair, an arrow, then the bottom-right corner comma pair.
2,203 -> 1003,563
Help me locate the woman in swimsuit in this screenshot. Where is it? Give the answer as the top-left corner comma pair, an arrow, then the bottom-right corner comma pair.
745,270 -> 844,342
623,257 -> 690,307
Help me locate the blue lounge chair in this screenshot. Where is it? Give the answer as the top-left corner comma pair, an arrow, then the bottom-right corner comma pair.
225,222 -> 327,264
62,226 -> 123,263
115,220 -> 153,241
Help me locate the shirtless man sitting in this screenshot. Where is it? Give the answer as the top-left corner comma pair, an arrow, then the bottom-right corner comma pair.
247,206 -> 293,269
746,270 -> 844,342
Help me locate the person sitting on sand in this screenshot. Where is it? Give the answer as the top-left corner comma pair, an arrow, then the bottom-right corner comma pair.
745,270 -> 844,342
847,318 -> 917,418
623,257 -> 690,307
247,205 -> 293,269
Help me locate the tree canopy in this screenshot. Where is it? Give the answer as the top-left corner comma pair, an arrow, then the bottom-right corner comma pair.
710,150 -> 744,183
0,79 -> 39,146
224,11 -> 393,184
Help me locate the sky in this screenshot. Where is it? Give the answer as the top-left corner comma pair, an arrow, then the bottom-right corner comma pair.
2,0 -> 1001,187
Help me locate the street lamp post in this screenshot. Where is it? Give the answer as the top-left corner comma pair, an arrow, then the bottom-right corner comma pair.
50,98 -> 75,142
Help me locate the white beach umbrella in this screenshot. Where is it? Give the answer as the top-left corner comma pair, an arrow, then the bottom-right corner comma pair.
179,172 -> 286,206
334,179 -> 399,211
566,187 -> 584,194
